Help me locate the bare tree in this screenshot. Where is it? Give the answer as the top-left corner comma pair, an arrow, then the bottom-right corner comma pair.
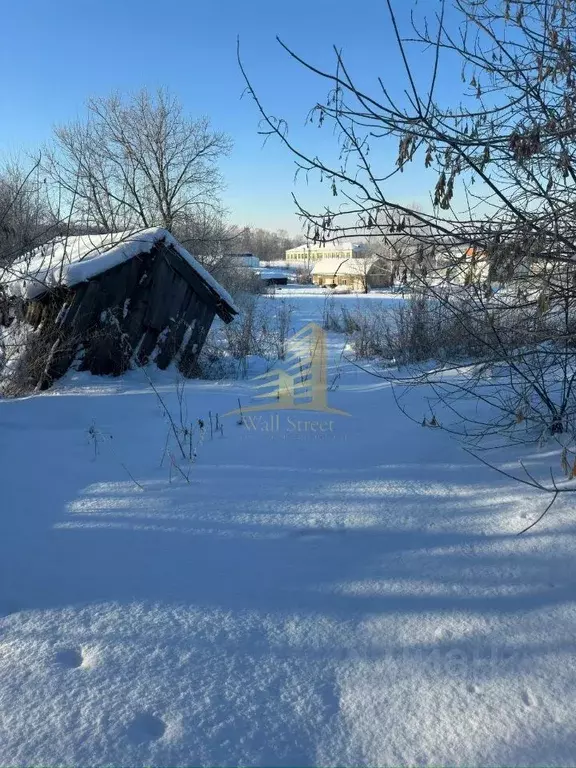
234,226 -> 300,262
239,0 -> 576,523
45,88 -> 232,233
176,206 -> 239,268
0,158 -> 56,266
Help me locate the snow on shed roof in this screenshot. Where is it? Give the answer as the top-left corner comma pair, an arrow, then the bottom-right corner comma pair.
311,256 -> 379,276
4,227 -> 238,313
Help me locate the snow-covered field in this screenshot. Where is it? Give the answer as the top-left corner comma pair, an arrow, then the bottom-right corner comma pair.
1,287 -> 576,766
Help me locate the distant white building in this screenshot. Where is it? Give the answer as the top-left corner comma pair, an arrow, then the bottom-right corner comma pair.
225,252 -> 260,268
311,256 -> 390,292
435,246 -> 491,285
285,241 -> 367,265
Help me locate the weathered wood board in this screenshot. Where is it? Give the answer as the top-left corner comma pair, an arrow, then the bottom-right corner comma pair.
12,242 -> 237,389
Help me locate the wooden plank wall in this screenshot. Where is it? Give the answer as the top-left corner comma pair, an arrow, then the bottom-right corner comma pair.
28,243 -> 233,388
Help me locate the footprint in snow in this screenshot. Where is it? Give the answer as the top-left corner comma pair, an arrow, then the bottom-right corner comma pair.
54,648 -> 84,669
521,689 -> 538,708
127,713 -> 166,745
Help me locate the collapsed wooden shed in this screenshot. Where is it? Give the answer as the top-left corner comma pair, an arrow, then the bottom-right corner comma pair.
3,227 -> 238,389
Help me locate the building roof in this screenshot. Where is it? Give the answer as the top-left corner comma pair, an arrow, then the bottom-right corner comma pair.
286,241 -> 366,254
311,256 -> 380,276
5,227 -> 238,313
255,268 -> 291,281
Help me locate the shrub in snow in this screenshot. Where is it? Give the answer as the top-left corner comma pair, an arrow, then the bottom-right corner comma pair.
337,287 -> 576,446
197,296 -> 294,380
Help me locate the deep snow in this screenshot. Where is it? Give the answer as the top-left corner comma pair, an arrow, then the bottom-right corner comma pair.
1,287 -> 576,766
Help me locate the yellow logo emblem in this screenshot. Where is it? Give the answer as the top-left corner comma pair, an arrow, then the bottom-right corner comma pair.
226,322 -> 349,416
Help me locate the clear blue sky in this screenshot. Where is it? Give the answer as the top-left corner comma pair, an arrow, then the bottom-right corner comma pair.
0,0 -> 459,235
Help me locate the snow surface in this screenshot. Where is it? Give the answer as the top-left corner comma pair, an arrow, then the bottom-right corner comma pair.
4,227 -> 237,313
1,287 -> 576,766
